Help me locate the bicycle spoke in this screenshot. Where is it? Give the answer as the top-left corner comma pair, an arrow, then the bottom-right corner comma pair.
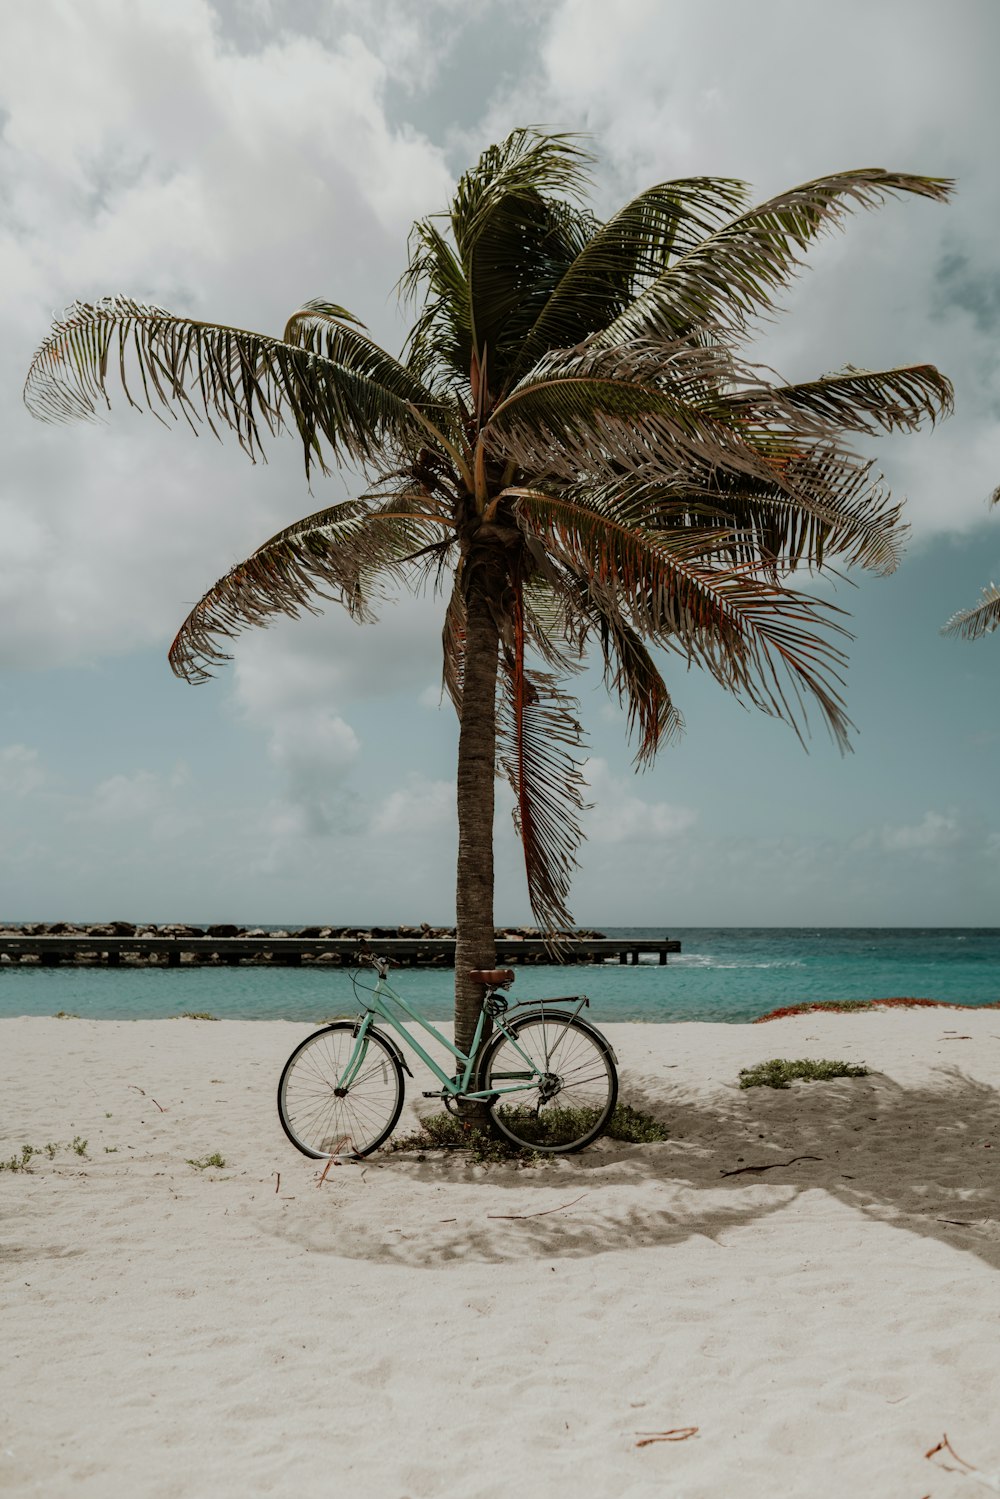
278,1023 -> 404,1157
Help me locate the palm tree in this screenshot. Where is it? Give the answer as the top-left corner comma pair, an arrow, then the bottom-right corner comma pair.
942,488 -> 1000,639
25,129 -> 953,1057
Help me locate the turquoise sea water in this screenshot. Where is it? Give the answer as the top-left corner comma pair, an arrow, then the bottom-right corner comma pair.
2,928 -> 998,1024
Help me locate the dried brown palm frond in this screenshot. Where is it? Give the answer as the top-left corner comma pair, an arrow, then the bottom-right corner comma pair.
942,583 -> 1000,641
483,339 -> 812,492
169,492 -> 454,683
495,583 -> 589,938
508,485 -> 853,750
24,297 -> 441,475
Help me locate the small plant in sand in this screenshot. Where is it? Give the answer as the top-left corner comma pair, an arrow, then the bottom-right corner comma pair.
187,1152 -> 227,1170
1,1145 -> 38,1172
1,1139 -> 91,1171
739,1058 -> 870,1090
173,1012 -> 220,1021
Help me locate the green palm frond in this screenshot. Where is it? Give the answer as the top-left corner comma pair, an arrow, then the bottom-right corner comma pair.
593,169 -> 954,345
508,177 -> 749,383
942,583 -> 1000,640
403,129 -> 596,394
400,216 -> 474,392
169,493 -> 454,683
496,586 -> 588,936
283,300 -> 447,411
450,128 -> 593,255
24,298 -> 436,474
509,485 -> 853,750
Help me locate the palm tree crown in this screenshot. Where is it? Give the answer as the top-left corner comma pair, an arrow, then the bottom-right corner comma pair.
25,129 -> 953,1041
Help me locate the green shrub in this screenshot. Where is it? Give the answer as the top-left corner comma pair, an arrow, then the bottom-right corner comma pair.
1,1145 -> 37,1172
389,1101 -> 668,1162
739,1058 -> 870,1090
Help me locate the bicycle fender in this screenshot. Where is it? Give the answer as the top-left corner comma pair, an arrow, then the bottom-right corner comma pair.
363,1024 -> 413,1078
513,1008 -> 618,1065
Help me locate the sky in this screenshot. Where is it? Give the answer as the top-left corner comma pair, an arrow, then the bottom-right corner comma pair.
2,0 -> 999,927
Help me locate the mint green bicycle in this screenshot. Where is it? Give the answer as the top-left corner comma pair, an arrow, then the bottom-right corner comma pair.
277,951 -> 619,1157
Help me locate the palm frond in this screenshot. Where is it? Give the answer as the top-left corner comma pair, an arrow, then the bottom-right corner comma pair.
734,363 -> 953,436
441,571 -> 466,713
509,485 -> 854,750
169,492 -> 453,683
650,454 -> 907,578
496,584 -> 588,936
400,129 -> 594,395
450,128 -> 593,256
484,340 -> 797,490
593,169 -> 954,345
509,177 -> 749,383
24,297 -> 436,475
567,574 -> 684,764
399,218 -> 473,392
942,583 -> 1000,641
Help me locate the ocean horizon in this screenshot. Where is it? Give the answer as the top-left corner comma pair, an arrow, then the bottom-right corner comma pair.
2,926 -> 998,1025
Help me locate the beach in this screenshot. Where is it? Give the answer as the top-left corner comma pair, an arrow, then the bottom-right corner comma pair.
2,1010 -> 999,1498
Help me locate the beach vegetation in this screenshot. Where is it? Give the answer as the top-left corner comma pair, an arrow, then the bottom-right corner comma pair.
186,1152 -> 227,1170
1,1139 -> 89,1170
173,1012 -> 220,1021
739,1058 -> 870,1089
53,1011 -> 80,1019
24,131 -> 953,1069
1,1145 -> 38,1172
391,1101 -> 668,1162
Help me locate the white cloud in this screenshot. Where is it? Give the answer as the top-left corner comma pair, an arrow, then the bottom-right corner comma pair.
0,744 -> 46,797
1,0 -> 452,671
372,775 -> 453,836
582,757 -> 698,844
880,810 -> 962,853
69,763 -> 198,842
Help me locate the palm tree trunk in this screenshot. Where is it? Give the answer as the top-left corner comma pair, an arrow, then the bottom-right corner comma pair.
453,583 -> 500,1062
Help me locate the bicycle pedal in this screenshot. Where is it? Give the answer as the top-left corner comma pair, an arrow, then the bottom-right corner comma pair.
421,1091 -> 445,1099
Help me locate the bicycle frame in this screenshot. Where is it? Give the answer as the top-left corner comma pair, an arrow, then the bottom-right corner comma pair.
340,967 -> 588,1102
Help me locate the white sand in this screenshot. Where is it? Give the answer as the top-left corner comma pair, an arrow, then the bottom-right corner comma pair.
2,1009 -> 999,1498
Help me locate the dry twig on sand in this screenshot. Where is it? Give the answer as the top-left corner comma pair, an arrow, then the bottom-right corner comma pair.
487,1193 -> 588,1220
720,1155 -> 821,1177
635,1427 -> 699,1448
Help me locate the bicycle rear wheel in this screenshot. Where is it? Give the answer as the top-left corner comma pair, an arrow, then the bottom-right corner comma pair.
278,1021 -> 404,1158
476,1011 -> 618,1153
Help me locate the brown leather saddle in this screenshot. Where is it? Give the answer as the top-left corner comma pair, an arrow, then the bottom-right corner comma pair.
468,968 -> 515,987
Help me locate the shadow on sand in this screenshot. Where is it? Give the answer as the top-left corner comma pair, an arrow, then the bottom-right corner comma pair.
261,1062 -> 1000,1270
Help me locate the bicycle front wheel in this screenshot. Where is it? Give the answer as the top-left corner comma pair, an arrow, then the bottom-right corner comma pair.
277,1021 -> 404,1158
476,1012 -> 618,1153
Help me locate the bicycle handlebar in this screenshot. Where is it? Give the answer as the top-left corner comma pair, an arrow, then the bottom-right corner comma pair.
352,949 -> 396,977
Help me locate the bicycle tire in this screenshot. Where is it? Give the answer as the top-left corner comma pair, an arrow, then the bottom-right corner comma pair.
476,1011 -> 618,1153
277,1021 -> 405,1158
